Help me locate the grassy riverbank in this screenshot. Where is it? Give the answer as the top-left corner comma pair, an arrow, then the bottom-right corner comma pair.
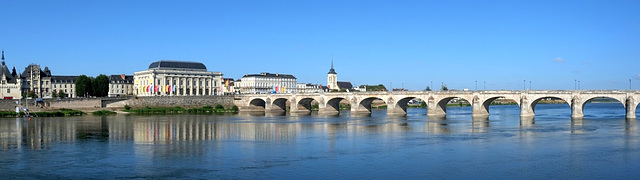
0,108 -> 85,118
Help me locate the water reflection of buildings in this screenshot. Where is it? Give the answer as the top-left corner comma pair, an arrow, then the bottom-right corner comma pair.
0,118 -> 78,150
132,116 -> 298,144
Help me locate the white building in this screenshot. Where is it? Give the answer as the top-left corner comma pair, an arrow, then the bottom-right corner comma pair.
51,76 -> 77,98
109,74 -> 134,97
296,83 -> 322,93
134,60 -> 223,96
237,72 -> 297,94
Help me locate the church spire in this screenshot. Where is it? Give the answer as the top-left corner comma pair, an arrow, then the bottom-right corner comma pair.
328,55 -> 337,74
1,50 -> 5,66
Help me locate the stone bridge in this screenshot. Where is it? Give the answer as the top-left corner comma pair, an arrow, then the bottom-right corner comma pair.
234,90 -> 640,119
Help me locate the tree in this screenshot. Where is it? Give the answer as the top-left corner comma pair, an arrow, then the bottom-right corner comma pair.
76,75 -> 93,97
93,74 -> 110,97
441,84 -> 448,91
27,90 -> 36,98
425,86 -> 432,91
57,91 -> 67,98
360,84 -> 387,91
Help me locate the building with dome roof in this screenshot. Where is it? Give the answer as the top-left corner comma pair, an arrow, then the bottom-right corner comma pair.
134,60 -> 223,96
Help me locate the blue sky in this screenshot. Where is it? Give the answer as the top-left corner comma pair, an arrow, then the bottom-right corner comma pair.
1,0 -> 639,90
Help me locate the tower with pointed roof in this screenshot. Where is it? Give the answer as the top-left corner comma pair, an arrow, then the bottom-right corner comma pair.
327,57 -> 338,90
0,50 -> 25,99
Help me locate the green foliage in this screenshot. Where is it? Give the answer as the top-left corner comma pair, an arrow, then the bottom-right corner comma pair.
420,101 -> 427,107
339,103 -> 351,110
425,86 -> 432,91
2,108 -> 86,118
203,105 -> 213,109
441,84 -> 448,91
57,91 -> 66,98
360,84 -> 387,91
75,75 -> 93,97
26,90 -> 36,98
215,104 -> 224,110
93,74 -> 110,97
124,104 -> 131,110
231,105 -> 239,111
92,110 -> 117,115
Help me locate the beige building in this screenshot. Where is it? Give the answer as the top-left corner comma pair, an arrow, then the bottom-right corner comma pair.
21,64 -> 52,98
109,74 -> 134,97
0,51 -> 23,99
134,60 -> 223,96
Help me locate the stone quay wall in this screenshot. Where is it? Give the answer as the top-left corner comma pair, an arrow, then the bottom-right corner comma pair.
108,96 -> 236,108
1,96 -> 236,111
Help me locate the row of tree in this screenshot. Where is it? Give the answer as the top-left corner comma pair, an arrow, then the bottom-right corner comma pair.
75,74 -> 110,97
359,84 -> 388,91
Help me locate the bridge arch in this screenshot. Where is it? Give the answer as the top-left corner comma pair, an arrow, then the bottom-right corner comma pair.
428,96 -> 472,117
475,96 -> 520,117
353,96 -> 386,114
294,97 -> 320,113
388,96 -> 426,115
522,96 -> 571,117
321,97 -> 346,114
581,96 -> 625,118
247,98 -> 266,111
269,98 -> 289,113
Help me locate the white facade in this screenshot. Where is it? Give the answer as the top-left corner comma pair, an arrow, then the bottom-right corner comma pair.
51,76 -> 77,98
109,75 -> 134,97
237,73 -> 297,94
134,60 -> 223,96
297,83 -> 322,93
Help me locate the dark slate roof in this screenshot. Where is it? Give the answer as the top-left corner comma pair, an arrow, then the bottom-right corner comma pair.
21,65 -> 51,78
51,76 -> 78,83
0,63 -> 14,82
328,67 -> 336,74
337,81 -> 353,90
109,75 -> 134,83
148,60 -> 207,71
242,72 -> 296,79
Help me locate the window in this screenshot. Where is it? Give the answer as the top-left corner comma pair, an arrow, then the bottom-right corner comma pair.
6,89 -> 9,93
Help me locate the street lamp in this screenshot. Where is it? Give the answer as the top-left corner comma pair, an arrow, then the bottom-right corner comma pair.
483,81 -> 486,90
523,80 -> 526,90
475,80 -> 477,91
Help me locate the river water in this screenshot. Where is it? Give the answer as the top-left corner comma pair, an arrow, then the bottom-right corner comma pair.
1,103 -> 639,179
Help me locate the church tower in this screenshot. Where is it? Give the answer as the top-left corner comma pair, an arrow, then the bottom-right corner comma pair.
327,57 -> 338,90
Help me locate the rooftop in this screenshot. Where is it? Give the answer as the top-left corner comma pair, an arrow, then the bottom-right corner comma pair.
148,60 -> 207,71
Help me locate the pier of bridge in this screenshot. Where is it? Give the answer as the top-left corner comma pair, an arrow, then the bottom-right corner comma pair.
234,90 -> 640,120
